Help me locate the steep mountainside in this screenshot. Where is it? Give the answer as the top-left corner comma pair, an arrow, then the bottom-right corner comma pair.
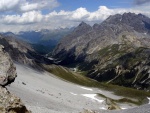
2,28 -> 73,55
53,13 -> 150,90
53,13 -> 150,63
0,35 -> 53,67
53,22 -> 93,64
19,28 -> 73,54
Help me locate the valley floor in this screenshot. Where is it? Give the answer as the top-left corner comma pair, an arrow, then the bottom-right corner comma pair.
6,63 -> 149,113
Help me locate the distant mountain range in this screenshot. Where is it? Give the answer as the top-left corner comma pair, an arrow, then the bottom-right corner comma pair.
53,13 -> 150,90
2,28 -> 73,55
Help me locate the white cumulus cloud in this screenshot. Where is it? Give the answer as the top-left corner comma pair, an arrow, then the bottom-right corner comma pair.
0,0 -> 59,12
71,7 -> 89,20
20,0 -> 59,12
2,11 -> 43,24
0,0 -> 20,11
0,5 -> 150,32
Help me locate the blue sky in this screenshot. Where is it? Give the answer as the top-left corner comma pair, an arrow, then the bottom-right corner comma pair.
56,0 -> 132,12
0,0 -> 149,32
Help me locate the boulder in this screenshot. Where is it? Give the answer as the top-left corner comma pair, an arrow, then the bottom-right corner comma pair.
0,45 -> 17,86
0,86 -> 30,113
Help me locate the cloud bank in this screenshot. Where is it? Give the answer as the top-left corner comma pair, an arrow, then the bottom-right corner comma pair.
0,0 -> 19,11
0,0 -> 59,12
0,0 -> 150,32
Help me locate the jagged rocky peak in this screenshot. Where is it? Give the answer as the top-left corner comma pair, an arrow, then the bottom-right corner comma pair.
53,13 -> 150,63
78,21 -> 90,27
105,12 -> 141,23
104,12 -> 150,33
53,21 -> 92,57
93,23 -> 100,29
73,21 -> 92,35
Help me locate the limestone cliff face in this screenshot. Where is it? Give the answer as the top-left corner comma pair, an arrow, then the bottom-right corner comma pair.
0,44 -> 30,113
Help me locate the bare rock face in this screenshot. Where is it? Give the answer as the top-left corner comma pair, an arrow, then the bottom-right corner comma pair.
0,45 -> 17,86
0,86 -> 30,113
0,44 -> 30,113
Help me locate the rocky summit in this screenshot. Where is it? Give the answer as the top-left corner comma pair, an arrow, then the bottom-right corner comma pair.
0,44 -> 30,113
53,13 -> 150,90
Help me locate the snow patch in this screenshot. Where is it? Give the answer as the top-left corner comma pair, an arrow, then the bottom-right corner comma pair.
147,97 -> 150,104
48,57 -> 54,60
82,94 -> 104,103
100,107 -> 107,110
80,87 -> 93,91
70,92 -> 77,96
73,68 -> 77,72
121,107 -> 127,110
98,90 -> 102,93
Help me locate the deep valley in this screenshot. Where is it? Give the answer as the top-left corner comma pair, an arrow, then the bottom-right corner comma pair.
0,11 -> 150,113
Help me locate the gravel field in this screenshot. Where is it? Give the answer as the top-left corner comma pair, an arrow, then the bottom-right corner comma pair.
7,63 -> 150,113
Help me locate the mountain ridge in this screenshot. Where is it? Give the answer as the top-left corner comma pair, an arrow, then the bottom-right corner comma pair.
53,12 -> 150,90
1,28 -> 74,55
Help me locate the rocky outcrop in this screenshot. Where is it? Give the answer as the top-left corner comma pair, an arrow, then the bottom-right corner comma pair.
0,86 -> 30,113
104,13 -> 150,34
0,44 -> 30,113
0,45 -> 17,86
